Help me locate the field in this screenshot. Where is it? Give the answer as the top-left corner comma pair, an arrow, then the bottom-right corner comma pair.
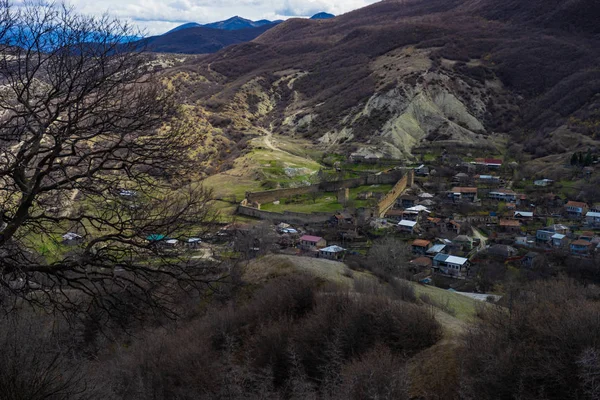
260,184 -> 393,213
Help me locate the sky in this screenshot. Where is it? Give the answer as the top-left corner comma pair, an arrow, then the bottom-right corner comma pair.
65,0 -> 382,35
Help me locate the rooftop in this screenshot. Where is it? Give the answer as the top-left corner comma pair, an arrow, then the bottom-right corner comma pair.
500,219 -> 521,227
300,235 -> 323,242
320,245 -> 345,253
566,200 -> 588,208
427,244 -> 446,254
452,187 -> 478,193
412,239 -> 431,247
433,253 -> 469,265
410,257 -> 432,267
398,220 -> 418,228
572,240 -> 592,247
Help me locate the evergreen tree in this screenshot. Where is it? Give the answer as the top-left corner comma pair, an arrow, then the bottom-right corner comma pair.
584,149 -> 593,166
571,152 -> 579,165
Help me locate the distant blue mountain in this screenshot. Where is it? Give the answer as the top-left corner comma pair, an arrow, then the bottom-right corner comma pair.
310,12 -> 335,20
165,16 -> 284,35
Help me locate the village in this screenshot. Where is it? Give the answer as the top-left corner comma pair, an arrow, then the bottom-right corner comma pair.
210,151 -> 600,291
55,151 -> 600,293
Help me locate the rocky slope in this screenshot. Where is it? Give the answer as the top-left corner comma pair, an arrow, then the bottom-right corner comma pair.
161,0 -> 600,164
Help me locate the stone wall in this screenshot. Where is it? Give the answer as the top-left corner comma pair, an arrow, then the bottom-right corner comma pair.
245,170 -> 404,204
237,206 -> 333,225
376,170 -> 412,217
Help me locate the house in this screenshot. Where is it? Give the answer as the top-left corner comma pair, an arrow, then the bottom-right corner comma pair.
410,257 -> 432,270
545,224 -> 570,235
453,235 -> 475,251
565,201 -> 588,218
447,220 -> 461,234
187,238 -> 202,249
432,254 -> 470,278
427,244 -> 447,256
319,245 -> 346,260
570,239 -> 593,256
450,187 -> 478,202
398,220 -> 418,234
412,239 -> 432,255
499,219 -> 521,232
515,236 -> 535,248
414,164 -> 430,176
488,244 -> 518,259
514,211 -> 534,219
398,195 -> 418,208
146,234 -> 166,244
473,158 -> 503,170
384,209 -> 405,222
505,202 -> 516,210
522,252 -> 540,267
579,232 -> 595,242
299,235 -> 327,250
489,189 -> 518,203
551,233 -> 568,248
476,175 -> 500,183
534,179 -> 553,187
453,172 -> 470,184
357,191 -> 373,200
164,239 -> 179,249
586,211 -> 600,227
333,212 -> 354,226
62,232 -> 83,246
118,189 -> 137,198
536,229 -> 554,243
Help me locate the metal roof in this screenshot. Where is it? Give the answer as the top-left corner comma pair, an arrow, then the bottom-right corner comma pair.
433,253 -> 468,265
320,245 -> 345,253
398,220 -> 417,227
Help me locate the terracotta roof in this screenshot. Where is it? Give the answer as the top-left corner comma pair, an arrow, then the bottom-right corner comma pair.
412,239 -> 432,247
449,220 -> 461,227
566,201 -> 588,208
572,239 -> 592,247
500,219 -> 521,227
427,217 -> 442,224
452,187 -> 478,193
385,209 -> 404,216
300,235 -> 323,243
410,257 -> 432,267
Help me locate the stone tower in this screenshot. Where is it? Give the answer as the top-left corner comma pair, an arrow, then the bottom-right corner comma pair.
337,188 -> 349,205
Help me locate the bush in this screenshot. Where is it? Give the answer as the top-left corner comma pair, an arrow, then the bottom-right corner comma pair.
460,279 -> 600,400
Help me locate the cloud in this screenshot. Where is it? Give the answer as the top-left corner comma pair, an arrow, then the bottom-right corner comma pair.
63,0 -> 381,35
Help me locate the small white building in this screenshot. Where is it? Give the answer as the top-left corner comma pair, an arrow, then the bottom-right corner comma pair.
319,245 -> 346,260
397,220 -> 418,234
586,211 -> 600,227
432,254 -> 470,278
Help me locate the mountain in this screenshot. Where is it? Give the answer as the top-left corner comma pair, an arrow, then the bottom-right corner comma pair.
165,22 -> 202,34
166,17 -> 284,35
204,16 -> 281,30
310,12 -> 335,19
161,0 -> 600,172
138,24 -> 277,54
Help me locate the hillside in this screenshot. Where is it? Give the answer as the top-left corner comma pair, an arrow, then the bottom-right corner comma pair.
161,0 -> 600,166
138,23 -> 278,54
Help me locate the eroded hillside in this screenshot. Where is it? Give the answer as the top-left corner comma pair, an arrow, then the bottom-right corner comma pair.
159,0 -> 600,181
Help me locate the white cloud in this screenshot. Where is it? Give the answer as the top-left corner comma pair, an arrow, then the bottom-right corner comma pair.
64,0 -> 381,35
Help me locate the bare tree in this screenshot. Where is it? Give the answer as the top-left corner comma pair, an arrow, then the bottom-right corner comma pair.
365,236 -> 411,278
0,2 -> 220,317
